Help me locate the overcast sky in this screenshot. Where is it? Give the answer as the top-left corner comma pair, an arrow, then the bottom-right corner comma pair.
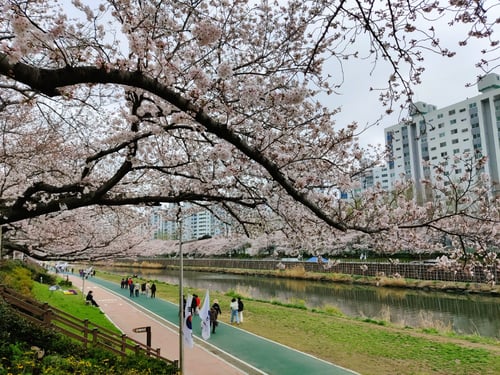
326,17 -> 498,150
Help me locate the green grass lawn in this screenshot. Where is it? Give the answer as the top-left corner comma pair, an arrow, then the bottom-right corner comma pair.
32,281 -> 121,334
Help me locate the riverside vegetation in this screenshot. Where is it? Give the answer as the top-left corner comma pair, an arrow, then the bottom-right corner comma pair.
99,266 -> 500,375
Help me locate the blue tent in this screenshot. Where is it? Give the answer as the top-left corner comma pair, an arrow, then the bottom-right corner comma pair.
306,256 -> 329,263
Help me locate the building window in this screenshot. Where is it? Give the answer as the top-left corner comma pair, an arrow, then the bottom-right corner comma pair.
438,122 -> 444,128
437,113 -> 444,119
450,119 -> 457,124
440,142 -> 446,147
452,139 -> 459,144
451,129 -> 458,134
449,109 -> 456,115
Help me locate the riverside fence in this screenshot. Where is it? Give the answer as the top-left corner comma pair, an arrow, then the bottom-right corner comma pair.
136,258 -> 496,284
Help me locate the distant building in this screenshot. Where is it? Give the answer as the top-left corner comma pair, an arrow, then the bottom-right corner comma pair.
150,204 -> 230,241
151,208 -> 178,240
355,73 -> 500,199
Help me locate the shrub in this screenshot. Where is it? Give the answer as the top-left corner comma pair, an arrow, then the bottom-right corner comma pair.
0,263 -> 33,296
0,301 -> 82,357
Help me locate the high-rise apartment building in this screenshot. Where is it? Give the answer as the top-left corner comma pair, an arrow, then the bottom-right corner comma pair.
381,72 -> 500,199
150,204 -> 230,241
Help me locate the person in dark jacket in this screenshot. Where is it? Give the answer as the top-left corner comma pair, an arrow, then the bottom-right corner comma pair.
129,280 -> 135,297
86,290 -> 99,307
191,294 -> 198,314
237,297 -> 244,323
210,299 -> 222,333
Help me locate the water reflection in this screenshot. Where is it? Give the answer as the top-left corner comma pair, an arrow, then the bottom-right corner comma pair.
103,267 -> 500,339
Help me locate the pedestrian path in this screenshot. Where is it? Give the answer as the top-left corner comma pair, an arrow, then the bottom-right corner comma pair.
79,275 -> 358,375
69,274 -> 246,375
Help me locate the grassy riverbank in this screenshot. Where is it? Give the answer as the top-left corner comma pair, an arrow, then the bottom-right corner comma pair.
108,260 -> 500,296
98,270 -> 500,375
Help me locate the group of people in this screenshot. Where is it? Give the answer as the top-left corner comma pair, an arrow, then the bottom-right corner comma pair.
88,278 -> 245,337
120,277 -> 156,298
79,268 -> 95,279
182,295 -> 244,334
190,294 -> 201,314
206,296 -> 243,333
230,297 -> 244,325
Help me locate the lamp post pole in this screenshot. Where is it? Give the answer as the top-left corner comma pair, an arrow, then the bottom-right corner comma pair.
177,204 -> 184,374
0,225 -> 3,261
82,268 -> 85,300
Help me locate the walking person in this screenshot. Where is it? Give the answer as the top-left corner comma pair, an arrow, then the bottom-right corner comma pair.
129,280 -> 135,297
191,294 -> 198,315
135,284 -> 140,297
196,294 -> 201,313
210,299 -> 222,333
230,297 -> 240,324
150,282 -> 156,298
237,297 -> 244,323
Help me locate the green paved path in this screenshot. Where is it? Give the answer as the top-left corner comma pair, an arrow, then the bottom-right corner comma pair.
91,277 -> 358,375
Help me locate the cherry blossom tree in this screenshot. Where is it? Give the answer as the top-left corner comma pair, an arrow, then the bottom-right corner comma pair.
4,206 -> 149,261
0,0 -> 498,269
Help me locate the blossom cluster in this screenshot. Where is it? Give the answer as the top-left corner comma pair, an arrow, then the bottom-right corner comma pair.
192,20 -> 222,46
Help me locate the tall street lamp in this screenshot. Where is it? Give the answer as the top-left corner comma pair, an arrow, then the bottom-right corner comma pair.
177,204 -> 184,374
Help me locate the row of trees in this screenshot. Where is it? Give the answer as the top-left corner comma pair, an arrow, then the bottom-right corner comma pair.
0,1 -> 498,275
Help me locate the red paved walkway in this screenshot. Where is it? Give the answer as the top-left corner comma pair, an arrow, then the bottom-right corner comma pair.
68,274 -> 248,375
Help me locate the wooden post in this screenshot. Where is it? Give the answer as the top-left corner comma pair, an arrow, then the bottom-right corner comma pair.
92,328 -> 98,346
146,326 -> 151,348
42,304 -> 51,327
121,334 -> 127,355
83,319 -> 89,348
